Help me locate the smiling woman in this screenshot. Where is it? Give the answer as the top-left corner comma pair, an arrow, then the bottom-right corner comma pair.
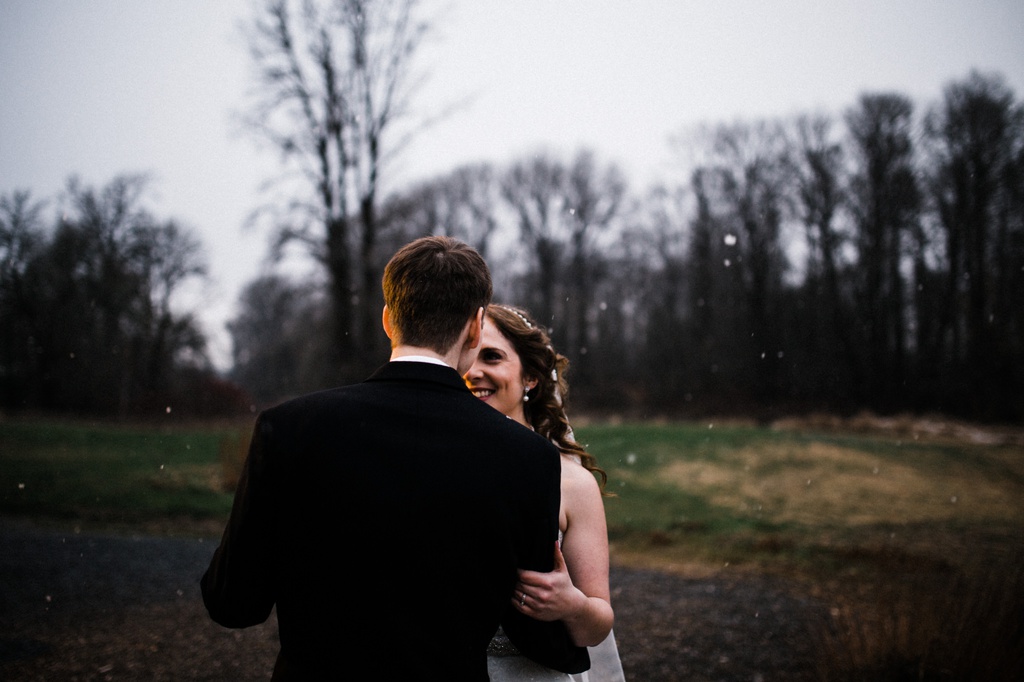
464,314 -> 537,425
463,304 -> 623,681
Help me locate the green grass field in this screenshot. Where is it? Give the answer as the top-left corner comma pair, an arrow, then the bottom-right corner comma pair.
2,415 -> 1022,678
0,418 -> 239,530
2,415 -> 1020,575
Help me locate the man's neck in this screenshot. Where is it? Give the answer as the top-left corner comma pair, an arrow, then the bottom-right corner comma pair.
390,345 -> 456,369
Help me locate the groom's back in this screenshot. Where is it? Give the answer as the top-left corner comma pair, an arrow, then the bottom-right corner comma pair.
259,362 -> 561,679
202,236 -> 570,678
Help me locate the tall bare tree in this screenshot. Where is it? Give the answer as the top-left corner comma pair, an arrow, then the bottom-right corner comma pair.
701,120 -> 793,402
499,149 -> 625,375
787,114 -> 855,403
923,71 -> 1024,416
846,93 -> 921,408
243,0 -> 428,378
561,151 -> 627,385
632,183 -> 692,405
499,152 -> 566,330
0,191 -> 47,408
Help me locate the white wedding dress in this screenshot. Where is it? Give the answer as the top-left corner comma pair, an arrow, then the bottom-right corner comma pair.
582,630 -> 626,682
486,628 -> 625,681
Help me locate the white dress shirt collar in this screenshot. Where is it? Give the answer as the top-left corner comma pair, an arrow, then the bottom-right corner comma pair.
391,354 -> 451,369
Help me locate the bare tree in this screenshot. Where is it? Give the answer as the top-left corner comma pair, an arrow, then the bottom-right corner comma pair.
787,113 -> 856,403
242,0 -> 428,378
632,183 -> 693,405
923,71 -> 1024,416
700,120 -> 794,402
0,191 -> 45,289
0,191 -> 47,408
382,162 -> 502,257
229,274 -> 331,405
846,93 -> 921,408
561,150 -> 627,384
499,149 -> 625,369
132,219 -> 209,394
791,115 -> 848,304
499,152 -> 566,329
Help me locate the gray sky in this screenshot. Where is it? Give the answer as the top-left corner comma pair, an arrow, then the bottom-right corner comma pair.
2,0 -> 1022,369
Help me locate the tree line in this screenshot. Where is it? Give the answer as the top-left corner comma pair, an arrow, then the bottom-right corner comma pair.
230,70 -> 1023,423
3,74 -> 1020,423
225,1 -> 1022,421
0,176 -> 247,418
2,0 -> 1020,423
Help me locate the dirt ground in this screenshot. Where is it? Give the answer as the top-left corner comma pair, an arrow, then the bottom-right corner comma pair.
1,519 -> 826,681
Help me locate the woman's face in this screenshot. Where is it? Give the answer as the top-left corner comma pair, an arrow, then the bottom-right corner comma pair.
464,319 -> 535,426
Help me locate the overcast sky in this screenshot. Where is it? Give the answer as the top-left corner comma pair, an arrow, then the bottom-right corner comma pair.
2,0 -> 1022,369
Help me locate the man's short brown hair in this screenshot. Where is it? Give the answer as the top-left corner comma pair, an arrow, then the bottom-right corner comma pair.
382,236 -> 492,353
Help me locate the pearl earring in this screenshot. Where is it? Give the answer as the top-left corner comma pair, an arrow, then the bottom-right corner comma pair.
523,387 -> 530,402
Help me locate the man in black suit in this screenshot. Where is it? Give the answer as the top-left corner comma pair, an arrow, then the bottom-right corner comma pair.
201,236 -> 588,679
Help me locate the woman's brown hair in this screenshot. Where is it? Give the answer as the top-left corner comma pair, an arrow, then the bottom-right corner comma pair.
485,304 -> 611,495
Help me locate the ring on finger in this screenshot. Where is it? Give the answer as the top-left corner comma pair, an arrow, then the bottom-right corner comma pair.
519,592 -> 527,606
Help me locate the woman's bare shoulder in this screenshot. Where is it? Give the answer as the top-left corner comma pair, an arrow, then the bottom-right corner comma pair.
560,454 -> 602,495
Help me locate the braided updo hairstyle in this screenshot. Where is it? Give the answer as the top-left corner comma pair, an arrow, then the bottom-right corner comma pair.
485,304 -> 609,495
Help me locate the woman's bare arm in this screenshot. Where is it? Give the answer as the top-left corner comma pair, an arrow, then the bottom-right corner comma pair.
512,460 -> 614,647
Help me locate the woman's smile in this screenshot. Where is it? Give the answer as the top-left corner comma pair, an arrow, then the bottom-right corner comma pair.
464,321 -> 532,425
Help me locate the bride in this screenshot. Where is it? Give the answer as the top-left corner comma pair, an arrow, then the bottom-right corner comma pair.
464,304 -> 626,681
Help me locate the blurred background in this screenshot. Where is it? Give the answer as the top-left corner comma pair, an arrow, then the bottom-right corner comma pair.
2,0 -> 1022,421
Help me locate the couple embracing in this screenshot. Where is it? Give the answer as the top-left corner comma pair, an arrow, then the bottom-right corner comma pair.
201,236 -> 624,680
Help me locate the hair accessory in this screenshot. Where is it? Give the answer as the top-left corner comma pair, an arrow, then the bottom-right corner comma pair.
504,306 -> 532,329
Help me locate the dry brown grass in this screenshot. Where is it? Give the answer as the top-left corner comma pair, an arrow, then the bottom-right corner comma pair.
772,411 -> 1024,447
217,430 -> 251,493
810,547 -> 1024,681
659,440 -> 1024,528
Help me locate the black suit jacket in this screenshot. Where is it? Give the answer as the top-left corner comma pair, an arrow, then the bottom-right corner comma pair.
201,361 -> 589,679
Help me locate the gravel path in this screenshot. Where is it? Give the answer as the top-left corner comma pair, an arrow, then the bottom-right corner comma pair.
1,518 -> 826,681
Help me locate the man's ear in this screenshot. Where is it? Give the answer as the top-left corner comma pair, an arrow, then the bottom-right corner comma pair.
382,305 -> 394,340
465,306 -> 484,350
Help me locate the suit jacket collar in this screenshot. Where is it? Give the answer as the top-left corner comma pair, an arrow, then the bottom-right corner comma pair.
366,360 -> 469,392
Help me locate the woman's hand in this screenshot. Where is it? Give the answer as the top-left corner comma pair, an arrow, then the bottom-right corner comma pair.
511,542 -> 587,622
